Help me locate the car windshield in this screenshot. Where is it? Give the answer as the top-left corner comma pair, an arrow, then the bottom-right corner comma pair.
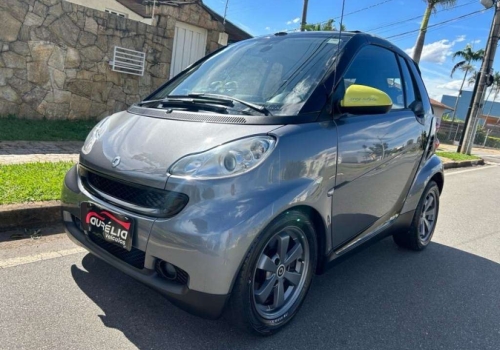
149,34 -> 346,116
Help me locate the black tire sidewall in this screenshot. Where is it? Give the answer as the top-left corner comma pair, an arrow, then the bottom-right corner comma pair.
237,211 -> 317,334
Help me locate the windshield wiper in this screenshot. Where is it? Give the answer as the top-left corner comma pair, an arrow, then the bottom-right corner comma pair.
181,93 -> 273,116
137,97 -> 231,113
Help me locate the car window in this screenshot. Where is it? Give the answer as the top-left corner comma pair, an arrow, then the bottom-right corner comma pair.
343,45 -> 405,110
406,59 -> 432,113
398,56 -> 417,108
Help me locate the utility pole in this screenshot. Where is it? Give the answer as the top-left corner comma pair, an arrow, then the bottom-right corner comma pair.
223,0 -> 229,25
301,0 -> 309,31
460,0 -> 500,154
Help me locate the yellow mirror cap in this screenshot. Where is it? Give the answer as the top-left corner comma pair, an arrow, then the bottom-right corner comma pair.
341,84 -> 392,107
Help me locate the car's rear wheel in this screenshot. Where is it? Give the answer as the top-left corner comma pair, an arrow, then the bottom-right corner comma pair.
228,211 -> 317,335
393,180 -> 440,251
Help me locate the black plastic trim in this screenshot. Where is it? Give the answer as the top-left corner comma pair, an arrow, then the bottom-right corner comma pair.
319,210 -> 415,274
128,106 -> 319,125
78,165 -> 188,219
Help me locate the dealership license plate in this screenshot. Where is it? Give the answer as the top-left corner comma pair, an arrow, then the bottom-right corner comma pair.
81,203 -> 134,251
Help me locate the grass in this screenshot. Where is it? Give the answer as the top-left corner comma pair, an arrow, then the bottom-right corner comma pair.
0,162 -> 74,205
0,116 -> 97,141
436,151 -> 481,162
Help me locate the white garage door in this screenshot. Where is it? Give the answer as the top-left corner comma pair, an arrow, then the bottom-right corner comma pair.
170,22 -> 208,78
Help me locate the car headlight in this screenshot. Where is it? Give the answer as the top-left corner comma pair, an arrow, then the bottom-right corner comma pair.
169,136 -> 276,178
82,117 -> 110,155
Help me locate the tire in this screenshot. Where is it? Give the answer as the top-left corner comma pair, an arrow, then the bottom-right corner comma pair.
227,211 -> 317,335
393,180 -> 440,251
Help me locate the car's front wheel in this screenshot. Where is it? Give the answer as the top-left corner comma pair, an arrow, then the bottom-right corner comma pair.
393,180 -> 440,251
228,211 -> 317,335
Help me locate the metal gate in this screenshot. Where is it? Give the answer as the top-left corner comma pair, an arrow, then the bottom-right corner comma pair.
170,21 -> 208,79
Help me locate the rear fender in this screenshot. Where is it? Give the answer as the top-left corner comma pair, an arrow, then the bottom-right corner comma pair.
400,154 -> 443,214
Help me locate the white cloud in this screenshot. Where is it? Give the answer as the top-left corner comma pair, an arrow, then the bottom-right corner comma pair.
405,36 -> 467,64
265,26 -> 271,31
422,74 -> 472,100
405,40 -> 454,64
437,80 -> 465,91
287,17 -> 300,25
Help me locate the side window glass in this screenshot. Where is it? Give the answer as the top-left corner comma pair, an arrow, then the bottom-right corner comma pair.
407,59 -> 432,113
398,56 -> 417,108
343,46 -> 405,110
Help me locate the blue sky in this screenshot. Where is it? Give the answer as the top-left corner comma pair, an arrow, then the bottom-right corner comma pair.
204,0 -> 497,101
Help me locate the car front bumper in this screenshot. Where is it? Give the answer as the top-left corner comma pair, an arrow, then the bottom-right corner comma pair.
61,165 -> 231,319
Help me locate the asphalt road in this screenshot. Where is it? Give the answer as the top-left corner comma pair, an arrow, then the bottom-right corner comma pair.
1,164 -> 500,350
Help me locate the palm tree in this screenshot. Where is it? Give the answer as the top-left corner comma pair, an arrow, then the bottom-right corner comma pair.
413,0 -> 457,63
447,44 -> 485,139
304,19 -> 346,31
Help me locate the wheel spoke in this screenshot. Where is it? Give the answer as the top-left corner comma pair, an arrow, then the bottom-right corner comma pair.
285,243 -> 303,266
284,270 -> 301,286
424,219 -> 431,231
255,274 -> 276,304
420,218 -> 426,237
426,211 -> 435,221
273,279 -> 285,309
425,195 -> 434,211
276,234 -> 290,261
257,254 -> 276,273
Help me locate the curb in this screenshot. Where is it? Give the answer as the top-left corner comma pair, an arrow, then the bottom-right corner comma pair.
0,201 -> 61,232
443,158 -> 485,170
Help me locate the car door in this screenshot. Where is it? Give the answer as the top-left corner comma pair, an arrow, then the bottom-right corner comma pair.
331,45 -> 425,248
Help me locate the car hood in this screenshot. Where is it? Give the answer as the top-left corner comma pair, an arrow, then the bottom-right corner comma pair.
80,111 -> 282,189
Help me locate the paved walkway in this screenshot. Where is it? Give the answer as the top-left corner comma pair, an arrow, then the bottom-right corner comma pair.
0,141 -> 82,165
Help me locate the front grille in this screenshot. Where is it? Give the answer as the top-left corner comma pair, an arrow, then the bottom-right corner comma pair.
80,168 -> 189,218
88,231 -> 145,269
88,172 -> 167,208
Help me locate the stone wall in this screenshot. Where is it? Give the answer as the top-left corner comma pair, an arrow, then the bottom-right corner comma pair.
0,0 -> 224,120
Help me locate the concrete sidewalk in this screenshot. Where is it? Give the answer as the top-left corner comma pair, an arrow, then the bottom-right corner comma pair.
0,141 -> 82,165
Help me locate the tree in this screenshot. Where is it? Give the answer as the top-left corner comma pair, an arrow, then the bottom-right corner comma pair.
412,0 -> 457,63
303,19 -> 346,31
447,44 -> 485,139
451,45 -> 484,78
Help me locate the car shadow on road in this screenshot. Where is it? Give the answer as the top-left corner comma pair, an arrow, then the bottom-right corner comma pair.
71,238 -> 500,350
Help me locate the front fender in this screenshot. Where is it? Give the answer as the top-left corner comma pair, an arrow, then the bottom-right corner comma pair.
400,154 -> 444,214
147,176 -> 330,295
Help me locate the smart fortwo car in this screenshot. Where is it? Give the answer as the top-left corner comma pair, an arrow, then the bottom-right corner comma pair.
62,31 -> 444,335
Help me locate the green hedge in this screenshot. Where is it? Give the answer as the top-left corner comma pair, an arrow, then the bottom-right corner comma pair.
485,136 -> 500,148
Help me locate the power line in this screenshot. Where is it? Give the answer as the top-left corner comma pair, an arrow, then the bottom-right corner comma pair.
366,0 -> 477,33
286,0 -> 396,32
386,9 -> 486,39
332,0 -> 395,20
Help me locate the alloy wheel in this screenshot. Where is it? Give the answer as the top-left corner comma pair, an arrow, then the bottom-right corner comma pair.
252,226 -> 310,319
419,191 -> 437,243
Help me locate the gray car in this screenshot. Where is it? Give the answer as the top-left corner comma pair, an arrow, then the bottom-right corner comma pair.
62,31 -> 444,335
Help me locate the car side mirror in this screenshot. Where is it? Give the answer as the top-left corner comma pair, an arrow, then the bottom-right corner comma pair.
339,84 -> 393,115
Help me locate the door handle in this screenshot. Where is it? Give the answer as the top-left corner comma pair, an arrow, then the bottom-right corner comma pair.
327,189 -> 334,197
